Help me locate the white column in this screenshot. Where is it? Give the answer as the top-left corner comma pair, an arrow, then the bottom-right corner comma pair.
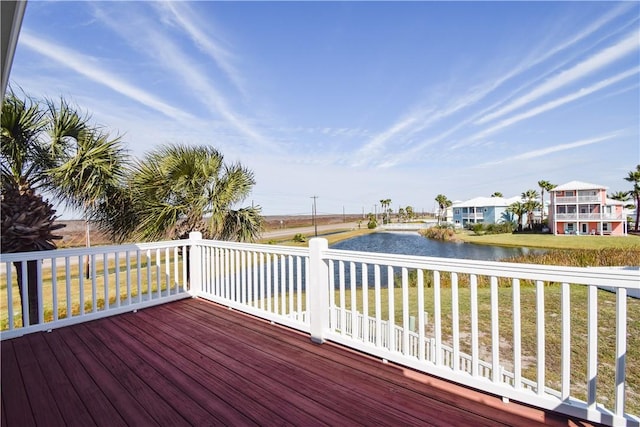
309,238 -> 329,344
188,231 -> 203,297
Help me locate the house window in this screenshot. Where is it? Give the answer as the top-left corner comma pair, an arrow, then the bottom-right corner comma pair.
566,223 -> 575,233
565,191 -> 574,196
603,223 -> 609,232
483,208 -> 488,212
454,209 -> 459,215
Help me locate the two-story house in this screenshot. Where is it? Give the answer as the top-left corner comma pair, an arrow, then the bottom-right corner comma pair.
451,196 -> 523,228
548,181 -> 626,235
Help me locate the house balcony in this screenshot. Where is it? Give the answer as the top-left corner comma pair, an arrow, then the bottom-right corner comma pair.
462,212 -> 484,220
554,213 -> 624,221
1,235 -> 638,426
554,196 -> 602,204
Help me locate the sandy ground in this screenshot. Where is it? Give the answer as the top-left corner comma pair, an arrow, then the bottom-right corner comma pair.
53,215 -> 367,248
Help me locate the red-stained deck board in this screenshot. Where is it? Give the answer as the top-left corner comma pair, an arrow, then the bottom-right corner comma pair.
144,305 -> 433,426
166,300 -> 579,427
50,326 -> 160,426
109,314 -> 323,426
1,340 -> 36,426
135,306 -> 373,426
81,319 -> 259,426
26,332 -> 113,427
36,328 -> 129,427
153,301 -> 497,426
10,336 -> 66,426
1,298 -> 600,427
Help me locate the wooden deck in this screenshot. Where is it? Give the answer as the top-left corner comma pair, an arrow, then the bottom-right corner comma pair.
1,298 -> 597,426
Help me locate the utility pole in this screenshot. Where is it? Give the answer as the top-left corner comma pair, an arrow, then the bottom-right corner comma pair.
311,195 -> 318,236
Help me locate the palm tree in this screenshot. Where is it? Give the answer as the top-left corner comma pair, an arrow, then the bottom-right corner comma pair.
405,205 -> 414,220
107,144 -> 263,242
491,192 -> 503,197
625,165 -> 640,231
1,91 -> 129,325
434,194 -> 451,224
609,190 -> 633,208
521,189 -> 540,229
379,198 -> 391,224
398,207 -> 405,222
537,180 -> 556,224
507,201 -> 526,232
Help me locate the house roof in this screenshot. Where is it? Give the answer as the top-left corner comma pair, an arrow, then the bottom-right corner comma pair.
452,196 -> 521,208
606,198 -> 624,205
550,180 -> 607,192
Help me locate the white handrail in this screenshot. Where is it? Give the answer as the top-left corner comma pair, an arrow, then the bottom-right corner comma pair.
1,239 -> 191,339
1,236 -> 638,426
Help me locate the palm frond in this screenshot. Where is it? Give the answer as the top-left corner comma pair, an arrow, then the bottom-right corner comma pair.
48,130 -> 130,210
127,143 -> 262,242
1,91 -> 48,186
219,206 -> 264,242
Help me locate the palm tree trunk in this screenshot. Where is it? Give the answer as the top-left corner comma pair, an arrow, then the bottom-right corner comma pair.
636,194 -> 640,231
13,260 -> 40,325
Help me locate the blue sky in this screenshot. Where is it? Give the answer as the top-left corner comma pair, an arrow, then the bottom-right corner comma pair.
9,1 -> 640,216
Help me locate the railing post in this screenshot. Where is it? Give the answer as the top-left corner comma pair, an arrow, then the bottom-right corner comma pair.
188,231 -> 203,297
309,238 -> 329,344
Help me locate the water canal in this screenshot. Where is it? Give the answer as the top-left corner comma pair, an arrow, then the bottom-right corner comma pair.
331,231 -> 546,261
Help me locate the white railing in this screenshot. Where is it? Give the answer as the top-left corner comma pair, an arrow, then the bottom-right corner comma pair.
462,213 -> 484,219
0,239 -> 191,339
190,237 -> 311,333
1,234 -> 638,426
185,237 -> 638,426
555,196 -> 602,204
555,213 -> 624,221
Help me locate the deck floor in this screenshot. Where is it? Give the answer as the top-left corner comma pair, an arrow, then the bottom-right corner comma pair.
2,298 -> 595,426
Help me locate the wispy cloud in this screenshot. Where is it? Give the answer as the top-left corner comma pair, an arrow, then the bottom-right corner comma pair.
468,67 -> 639,142
143,28 -> 279,151
90,4 -> 279,152
353,82 -> 507,167
154,2 -> 248,97
352,112 -> 423,166
19,31 -> 194,121
351,8 -> 637,169
476,29 -> 640,125
478,131 -> 623,167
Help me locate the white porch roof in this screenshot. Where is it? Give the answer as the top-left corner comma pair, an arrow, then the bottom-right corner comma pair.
551,180 -> 607,192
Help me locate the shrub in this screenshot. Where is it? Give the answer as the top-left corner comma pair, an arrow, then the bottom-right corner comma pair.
472,223 -> 484,235
420,225 -> 457,241
469,222 -> 515,235
504,248 -> 640,267
292,233 -> 307,243
367,218 -> 377,229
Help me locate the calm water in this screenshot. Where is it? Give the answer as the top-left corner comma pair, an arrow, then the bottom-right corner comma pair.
331,232 -> 545,261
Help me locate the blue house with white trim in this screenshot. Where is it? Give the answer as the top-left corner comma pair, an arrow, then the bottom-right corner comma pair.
451,196 -> 524,228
